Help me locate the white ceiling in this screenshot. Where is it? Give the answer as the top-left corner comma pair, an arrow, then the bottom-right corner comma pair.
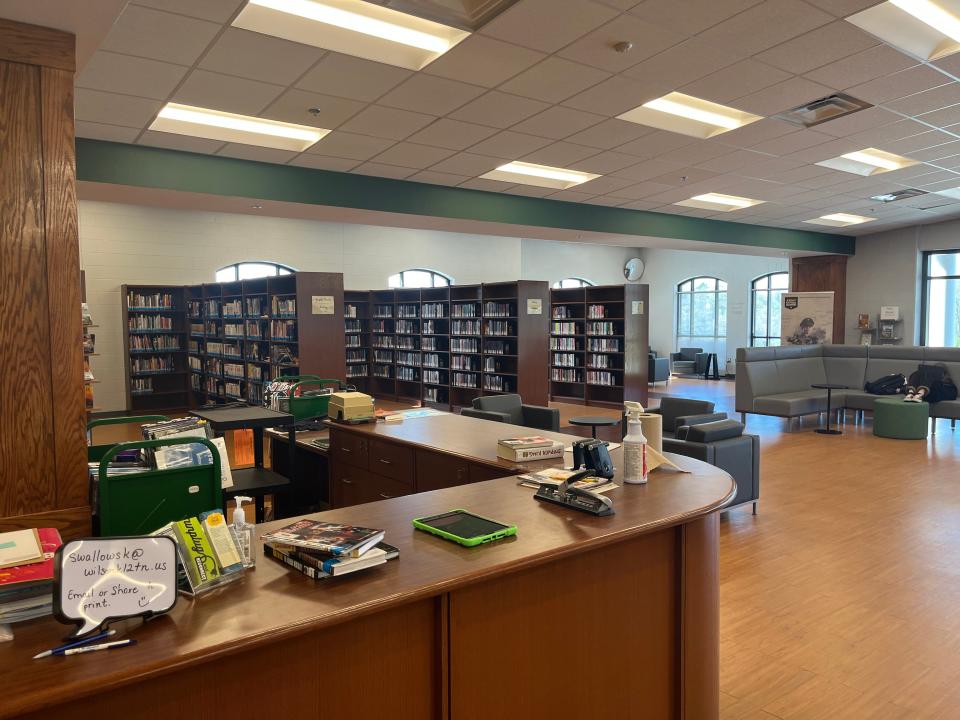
71,0 -> 960,237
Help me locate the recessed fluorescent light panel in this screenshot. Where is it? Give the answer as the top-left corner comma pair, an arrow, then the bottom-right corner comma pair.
847,0 -> 960,61
479,162 -> 600,190
674,193 -> 764,212
815,147 -> 919,176
804,213 -> 876,227
617,92 -> 763,139
149,103 -> 329,151
233,0 -> 470,70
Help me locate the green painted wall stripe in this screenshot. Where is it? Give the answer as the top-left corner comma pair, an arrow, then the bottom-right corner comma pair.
76,139 -> 855,255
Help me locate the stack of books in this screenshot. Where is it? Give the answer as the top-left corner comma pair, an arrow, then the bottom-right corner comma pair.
262,520 -> 398,580
497,436 -> 564,462
0,528 -> 62,624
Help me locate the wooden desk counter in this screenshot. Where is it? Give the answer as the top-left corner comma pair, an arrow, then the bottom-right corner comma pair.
2,419 -> 734,720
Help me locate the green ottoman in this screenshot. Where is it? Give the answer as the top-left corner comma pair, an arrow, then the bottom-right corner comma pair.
873,397 -> 930,439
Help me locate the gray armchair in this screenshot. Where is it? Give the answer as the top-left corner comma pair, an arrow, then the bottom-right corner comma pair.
649,354 -> 670,385
653,397 -> 727,437
460,394 -> 560,432
664,419 -> 760,514
670,347 -> 703,375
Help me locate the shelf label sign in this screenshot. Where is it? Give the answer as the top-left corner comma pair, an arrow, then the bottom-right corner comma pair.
631,300 -> 644,315
312,295 -> 335,315
527,299 -> 542,315
54,537 -> 178,637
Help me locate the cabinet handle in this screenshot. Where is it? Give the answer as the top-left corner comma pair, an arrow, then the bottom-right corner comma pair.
378,458 -> 392,465
341,478 -> 353,484
340,447 -> 352,453
379,493 -> 392,499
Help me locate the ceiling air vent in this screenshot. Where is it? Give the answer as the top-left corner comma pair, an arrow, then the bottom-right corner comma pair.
364,0 -> 521,31
773,93 -> 873,128
870,188 -> 929,203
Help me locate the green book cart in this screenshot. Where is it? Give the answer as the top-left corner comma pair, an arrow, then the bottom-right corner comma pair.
270,376 -> 343,421
86,415 -> 169,463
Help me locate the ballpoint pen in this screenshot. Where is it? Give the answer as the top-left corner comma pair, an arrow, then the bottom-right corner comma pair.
33,629 -> 117,660
61,639 -> 136,656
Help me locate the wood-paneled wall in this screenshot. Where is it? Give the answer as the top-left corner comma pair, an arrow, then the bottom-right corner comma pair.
0,19 -> 89,537
791,255 -> 848,345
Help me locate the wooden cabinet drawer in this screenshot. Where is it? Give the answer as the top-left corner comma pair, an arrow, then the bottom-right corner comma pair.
469,463 -> 510,484
367,474 -> 412,503
416,450 -> 469,493
331,430 -> 367,469
332,463 -> 370,508
368,439 -> 414,485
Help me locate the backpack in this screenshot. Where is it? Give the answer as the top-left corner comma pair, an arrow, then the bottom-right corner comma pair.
864,373 -> 906,395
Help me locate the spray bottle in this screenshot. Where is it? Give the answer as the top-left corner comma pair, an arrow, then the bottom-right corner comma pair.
622,401 -> 648,485
231,496 -> 256,568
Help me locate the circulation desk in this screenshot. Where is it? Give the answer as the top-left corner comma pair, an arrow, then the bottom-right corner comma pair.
1,419 -> 734,720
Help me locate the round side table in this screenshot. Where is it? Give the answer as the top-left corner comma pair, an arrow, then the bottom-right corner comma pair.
569,416 -> 620,439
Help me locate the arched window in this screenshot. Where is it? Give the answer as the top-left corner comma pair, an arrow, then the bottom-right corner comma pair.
551,277 -> 595,289
676,277 -> 728,358
216,261 -> 295,283
387,269 -> 453,288
751,272 -> 789,347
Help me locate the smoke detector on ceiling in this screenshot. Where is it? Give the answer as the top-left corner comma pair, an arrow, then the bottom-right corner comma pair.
773,93 -> 872,128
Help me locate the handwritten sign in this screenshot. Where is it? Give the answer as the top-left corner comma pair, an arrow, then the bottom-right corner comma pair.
527,299 -> 542,315
54,537 -> 178,637
311,295 -> 334,315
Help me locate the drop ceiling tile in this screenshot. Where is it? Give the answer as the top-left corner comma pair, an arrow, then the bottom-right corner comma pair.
510,107 -> 606,140
100,5 -> 221,65
296,53 -> 412,103
570,150 -> 650,174
813,106 -> 902,138
706,176 -> 791,199
755,20 -> 877,74
716,118 -> 797,149
406,119 -> 499,150
915,105 -> 960,130
596,0 -> 642,10
378,74 -> 484,116
609,158 -> 685,182
629,0 -> 762,36
372,142 -> 456,169
656,141 -> 740,166
338,105 -> 436,140
75,89 -> 162,127
138,130 -> 226,154
583,195 -> 633,206
448,91 -> 550,129
199,28 -> 324,86
617,199 -> 661,210
882,130 -> 957,155
911,141 -> 960,162
407,170 -> 472,186
459,177 -> 517,191
564,119 -> 655,150
261,89 -> 365,130
557,14 -> 686,73
304,131 -> 395,161
804,44 -> 917,91
466,130 -> 553,159
499,58 -> 612,105
621,37 -> 743,87
733,76 -> 836,117
132,0 -> 242,22
781,136 -> 862,162
502,184 -> 557,197
480,0 -> 619,54
643,187 -> 709,204
520,141 -> 601,167
907,170 -> 960,187
562,74 -> 671,116
429,153 -> 505,176
750,129 -> 834,155
217,144 -> 299,164
884,83 -> 960,118
695,148 -> 776,173
76,51 -> 187,100
289,155 -> 361,172
646,167 -> 720,186
574,174 -> 637,194
738,156 -> 806,180
352,163 -> 418,179
696,0 -> 833,56
936,154 -> 960,169
802,0 -> 894,16
847,66 -> 951,105
772,164 -> 841,186
680,59 -> 791,104
876,162 -> 941,181
423,35 -> 545,88
616,131 -> 698,159
75,121 -> 141,143
845,118 -> 930,148
545,189 -> 598,203
173,70 -> 285,115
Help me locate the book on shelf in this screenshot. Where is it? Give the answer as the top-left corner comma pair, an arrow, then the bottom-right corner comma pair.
497,437 -> 563,462
261,519 -> 385,557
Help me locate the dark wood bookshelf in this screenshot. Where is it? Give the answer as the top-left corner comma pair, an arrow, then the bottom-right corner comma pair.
549,284 -> 649,408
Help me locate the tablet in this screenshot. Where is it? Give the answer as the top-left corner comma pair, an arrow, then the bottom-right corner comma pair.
412,509 -> 517,547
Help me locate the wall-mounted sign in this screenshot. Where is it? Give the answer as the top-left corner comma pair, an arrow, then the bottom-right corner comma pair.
311,295 -> 334,315
526,299 -> 542,315
631,300 -> 645,315
54,537 -> 178,637
781,292 -> 834,345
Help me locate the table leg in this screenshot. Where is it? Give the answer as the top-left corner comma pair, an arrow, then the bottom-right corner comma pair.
591,425 -> 598,439
253,427 -> 264,468
816,389 -> 842,435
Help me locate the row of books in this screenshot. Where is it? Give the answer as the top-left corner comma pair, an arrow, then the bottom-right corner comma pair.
129,315 -> 173,330
271,320 -> 297,340
224,322 -> 245,337
345,319 -> 362,333
346,364 -> 368,378
586,321 -> 618,335
422,303 -> 446,318
587,304 -> 615,319
397,304 -> 418,318
344,303 -> 359,319
130,334 -> 180,352
552,322 -> 578,335
453,372 -> 478,388
397,366 -> 418,382
346,335 -> 362,348
483,301 -> 514,318
374,350 -> 394,363
131,356 -> 176,373
396,336 -> 417,350
588,354 -> 617,369
552,368 -> 582,383
424,369 -> 445,384
398,351 -> 421,366
424,387 -> 444,403
222,299 -> 243,317
588,339 -> 621,352
484,320 -> 514,337
128,291 -> 174,309
553,352 -> 578,367
552,306 -> 576,319
347,349 -> 367,362
587,370 -> 619,386
131,378 -> 154,394
272,297 -> 296,317
450,302 -> 478,318
262,520 -> 397,581
374,304 -> 393,318
551,337 -> 579,351
451,338 -> 479,353
396,320 -> 418,334
452,320 -> 481,335
483,375 -> 513,392
483,357 -> 510,373
372,335 -> 394,348
452,355 -> 479,371
423,353 -> 446,368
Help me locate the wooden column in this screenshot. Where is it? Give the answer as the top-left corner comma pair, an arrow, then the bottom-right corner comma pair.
0,19 -> 89,538
791,255 -> 848,345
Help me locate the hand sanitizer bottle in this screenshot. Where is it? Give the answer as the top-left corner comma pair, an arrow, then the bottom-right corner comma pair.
622,401 -> 648,485
231,496 -> 256,568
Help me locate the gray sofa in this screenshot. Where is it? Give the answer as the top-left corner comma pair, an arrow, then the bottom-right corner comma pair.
736,345 -> 960,427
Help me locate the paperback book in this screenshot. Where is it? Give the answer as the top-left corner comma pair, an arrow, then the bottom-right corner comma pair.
261,520 -> 385,557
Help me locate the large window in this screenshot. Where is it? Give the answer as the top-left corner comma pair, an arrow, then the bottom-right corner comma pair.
923,251 -> 960,346
216,261 -> 294,283
387,269 -> 452,288
676,277 -> 728,358
552,277 -> 595,289
750,272 -> 789,347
